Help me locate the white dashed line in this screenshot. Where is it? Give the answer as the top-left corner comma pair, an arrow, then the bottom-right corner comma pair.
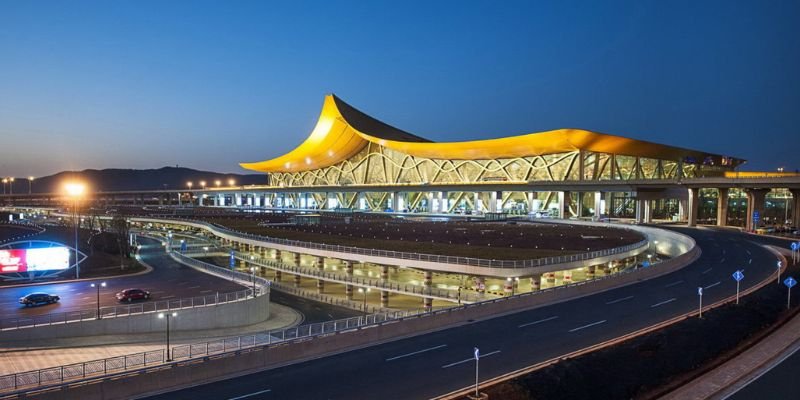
441,350 -> 501,368
704,281 -> 721,289
605,296 -> 634,305
568,320 -> 607,333
386,344 -> 447,361
650,298 -> 677,308
518,316 -> 559,328
702,268 -> 713,274
664,280 -> 684,288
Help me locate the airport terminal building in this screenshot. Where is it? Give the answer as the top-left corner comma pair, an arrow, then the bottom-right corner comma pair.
235,95 -> 798,229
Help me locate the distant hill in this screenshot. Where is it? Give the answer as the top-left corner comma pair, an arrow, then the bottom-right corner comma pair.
12,167 -> 267,193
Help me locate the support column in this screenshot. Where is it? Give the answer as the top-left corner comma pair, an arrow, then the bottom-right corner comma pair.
792,189 -> 800,229
556,192 -> 565,219
381,265 -> 389,281
635,199 -> 644,224
644,200 -> 652,224
315,257 -> 325,293
594,192 -> 602,219
473,192 -> 481,213
687,188 -> 699,227
293,253 -> 301,267
423,270 -> 433,310
585,265 -> 596,280
717,188 -> 729,227
746,189 -> 769,231
527,192 -> 536,214
489,191 -> 498,213
381,290 -> 389,308
530,274 -> 541,291
575,192 -> 583,218
235,193 -> 242,206
345,261 -> 354,300
678,199 -> 688,222
392,192 -> 401,212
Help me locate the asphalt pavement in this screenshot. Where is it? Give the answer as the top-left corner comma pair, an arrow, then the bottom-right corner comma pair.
0,236 -> 245,321
144,227 -> 795,400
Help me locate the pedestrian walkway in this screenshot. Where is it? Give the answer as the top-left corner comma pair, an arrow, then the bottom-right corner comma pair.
0,302 -> 301,376
661,307 -> 800,400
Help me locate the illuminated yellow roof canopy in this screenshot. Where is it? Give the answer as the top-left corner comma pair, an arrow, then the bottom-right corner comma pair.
241,95 -> 742,174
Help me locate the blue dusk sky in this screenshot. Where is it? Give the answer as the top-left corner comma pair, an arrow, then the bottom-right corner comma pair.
0,0 -> 798,177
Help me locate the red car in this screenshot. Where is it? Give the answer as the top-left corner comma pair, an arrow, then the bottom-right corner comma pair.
116,288 -> 151,302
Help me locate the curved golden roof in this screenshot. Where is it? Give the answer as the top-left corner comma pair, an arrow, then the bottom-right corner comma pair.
240,95 -> 743,173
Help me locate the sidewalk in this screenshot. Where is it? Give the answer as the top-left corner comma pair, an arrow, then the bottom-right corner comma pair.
0,302 -> 301,376
661,298 -> 800,400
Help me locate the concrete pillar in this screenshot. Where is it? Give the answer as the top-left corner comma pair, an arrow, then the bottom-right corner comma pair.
687,188 -> 699,227
275,270 -> 282,282
527,192 -> 536,214
381,290 -> 389,308
530,274 -> 542,291
381,265 -> 389,281
594,192 -> 602,219
575,192 -> 583,218
345,261 -> 354,300
792,189 -> 800,228
317,278 -> 324,293
293,274 -> 301,287
556,192 -> 565,219
717,188 -> 729,227
293,253 -> 301,267
235,193 -> 242,206
473,192 -> 481,213
441,191 -> 449,213
274,249 -> 282,262
315,257 -> 325,293
423,270 -> 433,309
644,200 -> 652,223
746,189 -> 770,231
392,192 -> 401,212
635,199 -> 644,224
436,192 -> 444,213
489,191 -> 498,213
426,192 -> 434,212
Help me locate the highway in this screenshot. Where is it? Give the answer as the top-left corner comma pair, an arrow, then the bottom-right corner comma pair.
145,227 -> 794,400
0,236 -> 245,321
729,344 -> 800,399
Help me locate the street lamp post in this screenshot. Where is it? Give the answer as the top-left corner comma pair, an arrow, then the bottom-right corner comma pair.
1,178 -> 6,195
91,282 -> 106,319
8,177 -> 13,195
228,179 -> 236,187
27,177 -> 34,194
66,183 -> 85,279
158,312 -> 177,361
200,181 -> 206,190
250,266 -> 257,297
359,287 -> 370,315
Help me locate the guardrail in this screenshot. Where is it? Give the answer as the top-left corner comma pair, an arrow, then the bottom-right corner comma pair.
234,251 -> 485,303
0,252 -> 674,394
134,217 -> 650,269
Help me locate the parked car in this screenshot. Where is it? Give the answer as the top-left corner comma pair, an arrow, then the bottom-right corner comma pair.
19,293 -> 60,307
115,288 -> 151,302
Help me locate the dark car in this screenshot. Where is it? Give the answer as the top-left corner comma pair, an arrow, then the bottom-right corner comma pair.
19,293 -> 60,307
115,288 -> 151,302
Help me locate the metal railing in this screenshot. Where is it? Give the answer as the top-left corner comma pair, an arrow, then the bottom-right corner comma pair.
0,286 -> 257,332
233,251 -> 485,303
134,217 -> 650,269
0,251 -> 680,394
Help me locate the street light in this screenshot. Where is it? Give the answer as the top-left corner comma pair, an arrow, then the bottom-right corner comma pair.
186,181 -> 193,189
228,179 -> 236,186
358,287 -> 370,314
91,282 -> 106,319
200,181 -> 206,189
8,177 -> 14,195
158,312 -> 178,361
250,266 -> 257,297
215,180 -> 221,187
65,182 -> 86,279
27,177 -> 34,194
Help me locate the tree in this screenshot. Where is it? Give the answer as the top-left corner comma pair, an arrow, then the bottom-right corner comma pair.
111,216 -> 131,270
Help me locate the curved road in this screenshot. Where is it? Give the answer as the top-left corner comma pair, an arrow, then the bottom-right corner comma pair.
145,227 -> 794,400
0,236 -> 245,322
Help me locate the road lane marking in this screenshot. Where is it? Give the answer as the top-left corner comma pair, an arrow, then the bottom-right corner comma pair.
386,344 -> 447,361
518,316 -> 559,328
605,296 -> 634,305
187,286 -> 201,289
160,295 -> 176,299
650,298 -> 677,308
568,320 -> 607,333
701,268 -> 713,275
227,389 -> 271,400
664,280 -> 684,288
749,259 -> 752,264
441,350 -> 501,368
746,249 -> 751,255
704,281 -> 721,289
719,258 -> 726,264
722,249 -> 726,255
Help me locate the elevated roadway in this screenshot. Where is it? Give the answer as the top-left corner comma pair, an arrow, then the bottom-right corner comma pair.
145,227 -> 792,400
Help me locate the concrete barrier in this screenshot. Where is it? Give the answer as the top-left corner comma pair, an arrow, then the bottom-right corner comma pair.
28,240 -> 699,400
0,293 -> 270,342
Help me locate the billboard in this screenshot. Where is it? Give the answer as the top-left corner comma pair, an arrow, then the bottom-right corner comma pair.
0,247 -> 71,273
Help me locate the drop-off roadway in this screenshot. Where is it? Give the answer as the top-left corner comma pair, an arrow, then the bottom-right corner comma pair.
145,226 -> 794,400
